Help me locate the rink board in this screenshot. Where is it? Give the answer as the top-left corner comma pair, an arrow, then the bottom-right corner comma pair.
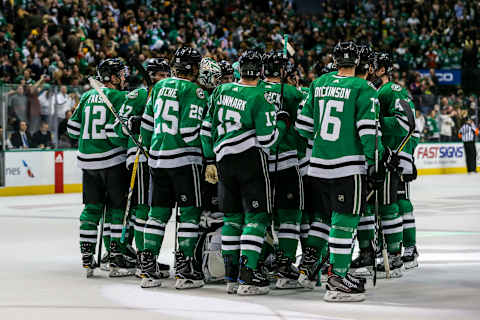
0,142 -> 478,196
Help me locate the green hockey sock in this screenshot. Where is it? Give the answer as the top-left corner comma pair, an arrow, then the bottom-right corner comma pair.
306,212 -> 330,261
358,204 -> 375,249
134,204 -> 149,251
178,206 -> 202,257
242,212 -> 268,270
144,206 -> 170,255
79,203 -> 104,253
329,211 -> 359,277
277,209 -> 301,260
300,210 -> 311,250
380,203 -> 402,254
222,212 -> 243,263
398,199 -> 416,247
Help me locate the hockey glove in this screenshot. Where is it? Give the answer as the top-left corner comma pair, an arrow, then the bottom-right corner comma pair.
276,110 -> 291,130
403,163 -> 417,182
382,147 -> 400,172
367,164 -> 385,191
128,116 -> 142,135
205,163 -> 219,184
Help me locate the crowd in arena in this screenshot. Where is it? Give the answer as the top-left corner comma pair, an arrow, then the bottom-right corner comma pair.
1,0 -> 479,149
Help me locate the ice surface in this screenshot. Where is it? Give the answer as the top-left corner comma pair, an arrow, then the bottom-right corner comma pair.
0,174 -> 479,320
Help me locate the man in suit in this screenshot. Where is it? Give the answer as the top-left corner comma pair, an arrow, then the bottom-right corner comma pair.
10,121 -> 33,149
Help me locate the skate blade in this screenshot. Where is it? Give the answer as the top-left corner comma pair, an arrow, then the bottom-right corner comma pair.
298,274 -> 316,289
403,260 -> 418,270
324,290 -> 365,302
376,268 -> 403,279
109,267 -> 135,278
237,284 -> 269,296
141,278 -> 162,288
350,267 -> 373,278
226,282 -> 238,294
100,264 -> 111,272
175,279 -> 204,289
85,267 -> 94,278
275,278 -> 303,289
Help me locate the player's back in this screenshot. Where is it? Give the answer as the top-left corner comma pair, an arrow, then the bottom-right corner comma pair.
68,88 -> 127,169
210,82 -> 272,161
309,73 -> 376,178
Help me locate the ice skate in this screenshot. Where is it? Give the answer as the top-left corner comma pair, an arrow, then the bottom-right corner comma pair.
108,242 -> 135,277
297,247 -> 320,289
175,251 -> 204,289
140,250 -> 163,288
402,246 -> 419,270
377,253 -> 403,279
275,253 -> 302,289
324,272 -> 366,302
224,255 -> 239,294
80,243 -> 96,278
350,247 -> 374,278
237,256 -> 270,295
100,251 -> 110,272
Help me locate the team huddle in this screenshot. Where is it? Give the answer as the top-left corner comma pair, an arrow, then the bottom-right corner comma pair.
67,40 -> 420,302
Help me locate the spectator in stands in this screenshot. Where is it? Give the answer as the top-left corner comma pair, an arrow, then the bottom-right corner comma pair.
439,107 -> 455,142
7,86 -> 28,129
10,121 -> 32,149
426,110 -> 441,142
38,84 -> 54,125
55,86 -> 74,125
415,109 -> 426,142
32,122 -> 54,149
57,110 -> 74,149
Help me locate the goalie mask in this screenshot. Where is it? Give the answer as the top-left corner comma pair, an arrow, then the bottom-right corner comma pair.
198,57 -> 222,89
333,41 -> 359,68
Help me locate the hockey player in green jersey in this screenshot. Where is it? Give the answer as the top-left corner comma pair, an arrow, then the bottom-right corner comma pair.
371,53 -> 419,274
113,58 -> 171,279
201,50 -> 291,295
139,47 -> 207,289
219,60 -> 234,84
349,45 -> 378,277
258,51 -> 305,289
67,58 -> 134,278
295,42 -> 396,302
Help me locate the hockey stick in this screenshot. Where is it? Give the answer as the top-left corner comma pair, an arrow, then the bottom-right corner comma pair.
272,34 -> 289,219
88,77 -> 149,159
96,204 -> 106,268
373,118 -> 389,283
367,99 -> 415,202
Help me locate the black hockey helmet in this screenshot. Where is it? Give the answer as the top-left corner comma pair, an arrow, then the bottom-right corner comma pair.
333,41 -> 359,68
146,58 -> 170,77
374,52 -> 393,74
172,47 -> 202,75
263,51 -> 287,78
356,44 -> 373,74
239,49 -> 263,79
96,58 -> 127,82
219,60 -> 234,76
320,62 -> 337,76
285,60 -> 297,78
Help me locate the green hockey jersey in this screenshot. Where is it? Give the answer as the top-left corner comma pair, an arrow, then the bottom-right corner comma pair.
201,82 -> 287,162
258,80 -> 304,171
140,77 -> 207,168
113,87 -> 149,168
377,81 -> 416,174
296,73 -> 384,179
297,86 -> 311,176
67,87 -> 127,170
